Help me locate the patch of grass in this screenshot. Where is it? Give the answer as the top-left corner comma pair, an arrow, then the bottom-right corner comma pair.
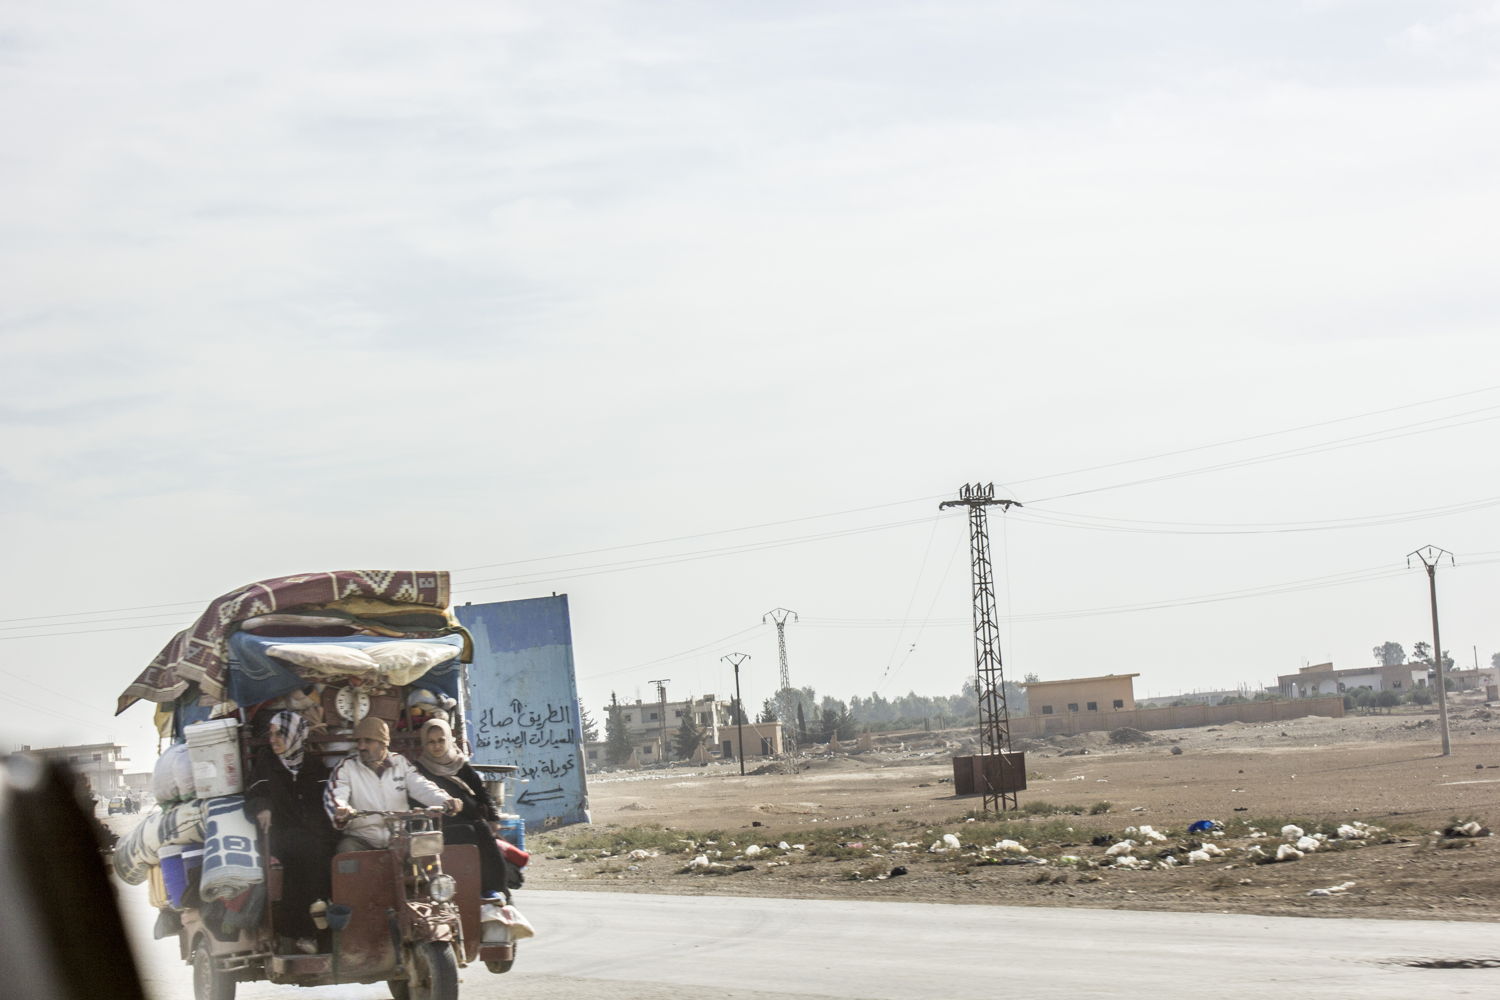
1089,801 -> 1113,815
800,827 -> 883,859
535,822 -> 698,855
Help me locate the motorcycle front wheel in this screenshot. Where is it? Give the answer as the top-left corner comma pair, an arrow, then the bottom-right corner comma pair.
389,941 -> 458,1000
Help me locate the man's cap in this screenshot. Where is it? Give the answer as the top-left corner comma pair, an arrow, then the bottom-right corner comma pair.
354,716 -> 390,743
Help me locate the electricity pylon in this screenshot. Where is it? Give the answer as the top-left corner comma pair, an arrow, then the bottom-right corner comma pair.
763,608 -> 799,754
940,482 -> 1021,812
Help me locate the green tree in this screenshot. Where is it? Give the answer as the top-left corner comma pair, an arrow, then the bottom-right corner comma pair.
605,694 -> 632,766
1412,641 -> 1432,664
579,702 -> 600,743
672,714 -> 705,760
1407,687 -> 1433,706
1372,642 -> 1405,667
727,696 -> 747,725
1492,651 -> 1500,670
1374,689 -> 1400,712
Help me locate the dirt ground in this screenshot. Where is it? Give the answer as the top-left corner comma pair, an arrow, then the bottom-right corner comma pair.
529,695 -> 1500,922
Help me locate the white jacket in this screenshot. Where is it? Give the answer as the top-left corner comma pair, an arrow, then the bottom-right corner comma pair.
324,752 -> 454,848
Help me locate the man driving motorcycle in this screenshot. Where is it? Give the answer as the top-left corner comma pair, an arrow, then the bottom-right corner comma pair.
324,716 -> 460,852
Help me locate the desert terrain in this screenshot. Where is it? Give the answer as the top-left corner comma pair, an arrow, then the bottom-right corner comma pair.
529,697 -> 1500,922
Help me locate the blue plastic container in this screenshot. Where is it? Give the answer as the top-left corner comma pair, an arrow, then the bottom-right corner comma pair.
496,814 -> 525,852
159,844 -> 187,908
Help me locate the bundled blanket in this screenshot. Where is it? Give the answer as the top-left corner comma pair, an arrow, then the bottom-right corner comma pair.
199,796 -> 263,902
113,805 -> 165,885
151,744 -> 195,805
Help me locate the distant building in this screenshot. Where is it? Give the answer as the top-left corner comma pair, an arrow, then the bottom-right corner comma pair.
23,742 -> 131,799
582,693 -> 785,767
1275,662 -> 1427,698
1022,674 -> 1140,717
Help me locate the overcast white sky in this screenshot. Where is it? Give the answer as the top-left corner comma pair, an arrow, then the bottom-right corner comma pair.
4,1 -> 1499,770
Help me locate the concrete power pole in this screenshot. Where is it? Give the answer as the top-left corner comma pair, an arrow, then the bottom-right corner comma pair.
721,653 -> 751,775
1408,546 -> 1453,756
941,482 -> 1022,813
763,608 -> 798,755
649,678 -> 671,763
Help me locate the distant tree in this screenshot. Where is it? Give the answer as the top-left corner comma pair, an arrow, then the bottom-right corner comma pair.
1373,642 -> 1406,667
1492,651 -> 1500,670
727,696 -> 747,725
1407,687 -> 1433,706
818,708 -> 840,743
605,694 -> 632,766
757,698 -> 778,724
1374,690 -> 1400,712
1412,641 -> 1432,664
795,703 -> 809,744
672,714 -> 705,759
579,702 -> 600,743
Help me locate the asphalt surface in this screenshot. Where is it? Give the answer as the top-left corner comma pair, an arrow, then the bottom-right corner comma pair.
120,883 -> 1500,999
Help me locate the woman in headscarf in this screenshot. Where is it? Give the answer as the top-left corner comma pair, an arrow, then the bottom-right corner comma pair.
412,717 -> 509,898
245,710 -> 336,954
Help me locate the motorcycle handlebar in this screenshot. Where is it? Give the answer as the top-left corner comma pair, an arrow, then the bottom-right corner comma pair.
346,806 -> 447,819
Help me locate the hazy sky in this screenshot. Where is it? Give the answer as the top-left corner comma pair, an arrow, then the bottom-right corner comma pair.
4,1 -> 1498,770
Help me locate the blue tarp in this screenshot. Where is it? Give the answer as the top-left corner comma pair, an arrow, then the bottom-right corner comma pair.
225,632 -> 467,707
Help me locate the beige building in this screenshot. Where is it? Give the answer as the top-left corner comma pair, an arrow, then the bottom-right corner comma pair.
1275,662 -> 1427,698
718,720 -> 783,760
1023,674 -> 1140,717
24,741 -> 131,799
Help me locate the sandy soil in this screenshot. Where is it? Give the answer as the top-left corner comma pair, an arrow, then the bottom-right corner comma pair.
529,697 -> 1500,922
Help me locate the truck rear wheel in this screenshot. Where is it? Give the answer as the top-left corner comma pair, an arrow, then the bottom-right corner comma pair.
193,942 -> 236,1000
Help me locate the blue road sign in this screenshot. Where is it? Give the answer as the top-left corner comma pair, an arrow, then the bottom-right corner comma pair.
455,595 -> 589,832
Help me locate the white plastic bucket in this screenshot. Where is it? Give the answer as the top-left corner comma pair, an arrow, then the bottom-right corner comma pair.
184,719 -> 243,798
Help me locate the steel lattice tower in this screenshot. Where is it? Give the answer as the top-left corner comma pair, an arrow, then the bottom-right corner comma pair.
763,608 -> 798,754
940,483 -> 1021,812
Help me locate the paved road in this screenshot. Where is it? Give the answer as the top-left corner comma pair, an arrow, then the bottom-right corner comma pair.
123,884 -> 1500,999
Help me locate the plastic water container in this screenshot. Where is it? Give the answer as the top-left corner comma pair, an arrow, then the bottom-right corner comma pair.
159,844 -> 187,908
184,718 -> 243,798
496,814 -> 525,852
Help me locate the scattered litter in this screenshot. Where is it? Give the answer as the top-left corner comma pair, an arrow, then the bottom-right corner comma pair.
1186,850 -> 1211,864
887,866 -> 908,878
1443,821 -> 1491,838
1170,746 -> 1184,755
744,844 -> 762,857
687,854 -> 710,870
778,841 -> 792,850
991,839 -> 1028,854
1307,881 -> 1356,897
627,849 -> 656,860
1187,820 -> 1219,833
942,833 -> 962,850
1110,855 -> 1144,869
1280,825 -> 1304,841
1296,836 -> 1320,853
1105,840 -> 1136,857
1275,844 -> 1304,862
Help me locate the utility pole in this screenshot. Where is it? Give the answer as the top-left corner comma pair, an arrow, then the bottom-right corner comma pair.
941,482 -> 1022,812
649,678 -> 670,763
763,608 -> 798,756
722,653 -> 751,775
1408,546 -> 1453,756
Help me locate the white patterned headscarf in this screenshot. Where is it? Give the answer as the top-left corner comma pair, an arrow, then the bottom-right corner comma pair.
417,718 -> 467,778
270,710 -> 310,776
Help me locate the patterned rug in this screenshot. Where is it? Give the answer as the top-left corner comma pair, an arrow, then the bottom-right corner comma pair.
116,570 -> 450,713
